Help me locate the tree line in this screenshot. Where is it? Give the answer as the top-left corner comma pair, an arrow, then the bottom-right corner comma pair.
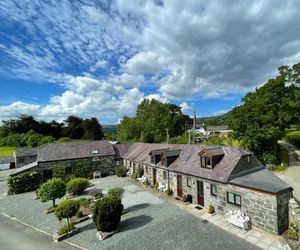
0,115 -> 103,147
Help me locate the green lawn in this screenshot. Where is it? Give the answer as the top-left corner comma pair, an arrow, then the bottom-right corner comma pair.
0,146 -> 15,157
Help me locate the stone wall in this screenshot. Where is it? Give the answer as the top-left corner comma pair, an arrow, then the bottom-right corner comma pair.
123,160 -> 291,234
16,155 -> 37,168
38,155 -> 116,178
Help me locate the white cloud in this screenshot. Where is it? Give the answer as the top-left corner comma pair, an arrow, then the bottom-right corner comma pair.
180,102 -> 192,113
1,0 -> 300,123
0,102 -> 41,120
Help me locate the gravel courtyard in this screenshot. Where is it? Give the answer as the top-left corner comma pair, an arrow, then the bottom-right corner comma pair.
0,175 -> 259,250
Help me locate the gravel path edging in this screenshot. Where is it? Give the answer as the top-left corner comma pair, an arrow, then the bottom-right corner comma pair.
0,211 -> 87,250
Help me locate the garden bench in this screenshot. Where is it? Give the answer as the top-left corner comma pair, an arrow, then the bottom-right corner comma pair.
225,210 -> 250,231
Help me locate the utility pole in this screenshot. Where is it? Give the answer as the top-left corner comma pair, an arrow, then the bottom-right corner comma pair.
166,128 -> 169,144
192,109 -> 196,144
188,130 -> 191,144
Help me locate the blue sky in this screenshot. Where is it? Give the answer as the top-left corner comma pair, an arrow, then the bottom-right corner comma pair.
1,1 -> 300,124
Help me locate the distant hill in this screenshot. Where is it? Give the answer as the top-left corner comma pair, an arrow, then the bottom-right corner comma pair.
196,112 -> 230,126
102,125 -> 118,134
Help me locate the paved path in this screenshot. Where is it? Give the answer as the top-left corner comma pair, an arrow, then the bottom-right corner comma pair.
0,213 -> 78,250
277,141 -> 300,201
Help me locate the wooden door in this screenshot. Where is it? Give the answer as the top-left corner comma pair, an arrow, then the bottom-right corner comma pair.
177,175 -> 182,197
153,168 -> 157,185
197,180 -> 204,206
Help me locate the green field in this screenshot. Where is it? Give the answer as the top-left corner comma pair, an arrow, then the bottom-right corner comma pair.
0,146 -> 15,157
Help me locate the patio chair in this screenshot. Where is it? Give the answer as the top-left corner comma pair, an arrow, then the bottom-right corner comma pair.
126,171 -> 132,176
225,210 -> 250,231
137,175 -> 146,182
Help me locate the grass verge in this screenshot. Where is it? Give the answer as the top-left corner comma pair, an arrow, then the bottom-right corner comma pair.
0,146 -> 15,157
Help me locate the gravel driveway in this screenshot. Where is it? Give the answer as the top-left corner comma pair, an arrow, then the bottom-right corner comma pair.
0,175 -> 259,250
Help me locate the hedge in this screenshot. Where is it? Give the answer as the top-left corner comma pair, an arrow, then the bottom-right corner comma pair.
8,171 -> 41,194
285,131 -> 300,147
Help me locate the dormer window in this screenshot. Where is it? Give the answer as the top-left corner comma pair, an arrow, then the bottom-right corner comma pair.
200,156 -> 211,168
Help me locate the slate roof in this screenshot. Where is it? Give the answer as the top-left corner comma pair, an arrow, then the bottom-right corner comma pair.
15,147 -> 37,157
229,169 -> 292,194
199,147 -> 225,156
123,143 -> 262,183
0,156 -> 14,164
37,141 -> 116,162
113,144 -> 131,158
10,161 -> 38,176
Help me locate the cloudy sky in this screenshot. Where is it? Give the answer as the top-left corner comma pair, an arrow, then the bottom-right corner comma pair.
1,0 -> 300,124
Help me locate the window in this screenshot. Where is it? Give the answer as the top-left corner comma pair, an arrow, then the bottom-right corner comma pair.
150,156 -> 155,164
211,184 -> 217,196
227,192 -> 241,206
187,177 -> 191,187
116,160 -> 120,166
163,171 -> 167,180
145,165 -> 148,174
200,156 -> 211,168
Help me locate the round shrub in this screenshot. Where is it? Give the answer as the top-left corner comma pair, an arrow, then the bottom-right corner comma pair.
93,195 -> 124,232
115,165 -> 127,177
37,178 -> 66,207
66,178 -> 90,195
165,186 -> 173,196
207,204 -> 215,214
55,199 -> 80,233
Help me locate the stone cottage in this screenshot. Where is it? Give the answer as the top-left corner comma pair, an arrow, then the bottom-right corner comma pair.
10,140 -> 129,181
123,143 -> 292,235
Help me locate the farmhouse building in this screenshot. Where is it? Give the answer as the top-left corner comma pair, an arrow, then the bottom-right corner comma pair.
10,140 -> 129,180
10,141 -> 292,235
123,143 -> 292,235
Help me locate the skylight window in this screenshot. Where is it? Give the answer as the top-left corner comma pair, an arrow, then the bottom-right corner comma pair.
92,150 -> 99,154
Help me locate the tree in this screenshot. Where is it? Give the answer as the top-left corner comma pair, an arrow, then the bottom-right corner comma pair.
82,117 -> 103,140
63,116 -> 84,139
229,63 -> 300,164
54,199 -> 80,232
117,99 -> 192,143
37,178 -> 66,207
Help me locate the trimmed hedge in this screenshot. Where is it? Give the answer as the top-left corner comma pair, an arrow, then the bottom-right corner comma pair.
8,171 -> 41,194
66,178 -> 90,195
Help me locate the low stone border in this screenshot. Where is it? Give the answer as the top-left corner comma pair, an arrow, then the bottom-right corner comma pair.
96,229 -> 118,240
53,228 -> 81,242
73,216 -> 90,225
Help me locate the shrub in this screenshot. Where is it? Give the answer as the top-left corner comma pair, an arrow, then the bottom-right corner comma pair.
55,199 -> 80,233
207,204 -> 215,214
72,159 -> 92,178
88,188 -> 103,199
49,163 -> 68,180
144,178 -> 150,186
76,210 -> 84,218
182,195 -> 187,202
37,178 -> 66,207
8,171 -> 41,194
66,178 -> 89,195
107,187 -> 125,200
287,228 -> 299,240
132,166 -> 144,180
115,165 -> 127,177
78,197 -> 92,207
165,186 -> 173,196
154,182 -> 159,191
285,131 -> 300,147
58,223 -> 75,236
93,195 -> 124,232
56,137 -> 72,143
